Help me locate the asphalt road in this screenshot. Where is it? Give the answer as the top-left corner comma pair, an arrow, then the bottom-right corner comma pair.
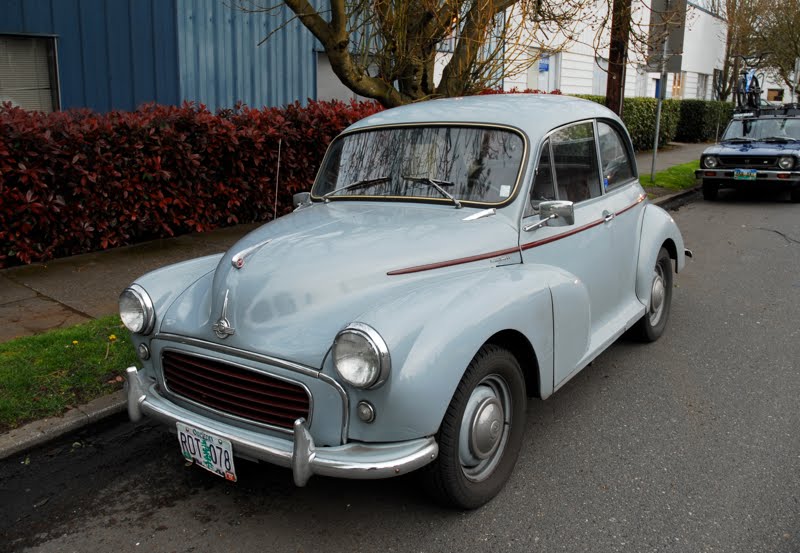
2,192 -> 799,553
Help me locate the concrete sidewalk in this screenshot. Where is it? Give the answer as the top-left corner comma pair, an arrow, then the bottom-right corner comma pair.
0,142 -> 707,459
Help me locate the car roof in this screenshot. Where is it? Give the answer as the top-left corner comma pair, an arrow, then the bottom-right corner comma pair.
345,94 -> 624,141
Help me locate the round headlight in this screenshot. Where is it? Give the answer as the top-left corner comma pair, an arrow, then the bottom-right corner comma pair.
778,156 -> 794,170
119,285 -> 155,334
702,156 -> 719,169
332,323 -> 390,389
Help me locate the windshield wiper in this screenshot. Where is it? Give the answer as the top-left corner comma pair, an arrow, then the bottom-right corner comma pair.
402,175 -> 462,209
322,176 -> 390,201
762,136 -> 798,142
723,137 -> 754,143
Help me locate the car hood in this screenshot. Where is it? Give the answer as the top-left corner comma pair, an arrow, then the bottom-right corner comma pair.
703,142 -> 800,156
159,201 -> 519,367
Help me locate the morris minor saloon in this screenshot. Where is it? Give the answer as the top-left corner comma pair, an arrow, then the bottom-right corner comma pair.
696,104 -> 800,202
121,95 -> 689,509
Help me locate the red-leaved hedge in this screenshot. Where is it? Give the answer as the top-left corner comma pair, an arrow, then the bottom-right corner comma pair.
0,100 -> 382,268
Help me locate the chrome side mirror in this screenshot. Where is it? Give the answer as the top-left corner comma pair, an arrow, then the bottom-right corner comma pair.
523,200 -> 575,232
293,192 -> 311,209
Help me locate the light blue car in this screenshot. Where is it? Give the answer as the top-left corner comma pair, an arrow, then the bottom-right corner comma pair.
121,95 -> 690,509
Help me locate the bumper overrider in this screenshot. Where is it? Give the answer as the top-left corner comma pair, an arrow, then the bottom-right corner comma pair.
125,366 -> 438,486
695,169 -> 800,186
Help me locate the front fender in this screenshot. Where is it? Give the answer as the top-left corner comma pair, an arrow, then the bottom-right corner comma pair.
339,264 -> 563,443
636,204 -> 686,304
129,254 -> 223,336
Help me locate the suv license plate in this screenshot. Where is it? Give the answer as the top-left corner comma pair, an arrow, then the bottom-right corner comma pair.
734,169 -> 757,180
177,422 -> 237,482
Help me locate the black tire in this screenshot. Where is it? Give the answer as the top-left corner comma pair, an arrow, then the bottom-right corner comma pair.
790,188 -> 800,203
632,247 -> 673,342
702,181 -> 719,201
423,344 -> 526,509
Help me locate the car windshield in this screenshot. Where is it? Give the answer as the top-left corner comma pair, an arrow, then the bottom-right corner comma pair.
312,126 -> 525,205
723,118 -> 800,141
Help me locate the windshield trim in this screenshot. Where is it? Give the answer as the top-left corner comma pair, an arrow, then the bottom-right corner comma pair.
309,122 -> 530,208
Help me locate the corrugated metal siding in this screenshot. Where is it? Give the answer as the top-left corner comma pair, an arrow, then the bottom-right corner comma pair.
177,0 -> 318,110
0,0 -> 180,111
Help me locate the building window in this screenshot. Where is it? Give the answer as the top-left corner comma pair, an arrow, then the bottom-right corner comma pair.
527,49 -> 560,92
767,89 -> 784,102
593,57 -> 609,96
670,72 -> 684,99
0,35 -> 59,112
697,73 -> 709,100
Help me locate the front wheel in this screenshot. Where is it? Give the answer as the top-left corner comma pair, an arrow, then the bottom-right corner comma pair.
702,181 -> 719,201
632,247 -> 673,342
423,345 -> 526,509
790,188 -> 800,203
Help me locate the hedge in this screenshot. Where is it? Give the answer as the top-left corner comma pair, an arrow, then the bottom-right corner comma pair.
1,93 -> 729,268
675,99 -> 733,143
0,100 -> 382,268
572,95 -> 682,151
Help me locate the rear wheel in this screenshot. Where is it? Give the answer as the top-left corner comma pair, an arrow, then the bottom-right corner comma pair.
423,344 -> 526,509
632,247 -> 673,342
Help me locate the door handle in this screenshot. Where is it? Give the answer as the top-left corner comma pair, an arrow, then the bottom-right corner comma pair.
603,210 -> 615,223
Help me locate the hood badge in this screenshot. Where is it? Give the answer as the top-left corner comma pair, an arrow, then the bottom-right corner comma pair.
231,238 -> 272,270
212,290 -> 235,339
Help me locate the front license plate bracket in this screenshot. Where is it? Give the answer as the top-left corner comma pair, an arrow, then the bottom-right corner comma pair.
177,422 -> 237,482
733,168 -> 757,181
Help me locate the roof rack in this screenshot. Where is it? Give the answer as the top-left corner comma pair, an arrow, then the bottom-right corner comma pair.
733,103 -> 800,117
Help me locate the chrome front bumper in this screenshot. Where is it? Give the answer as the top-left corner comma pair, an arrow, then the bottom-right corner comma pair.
125,367 -> 438,486
695,169 -> 800,184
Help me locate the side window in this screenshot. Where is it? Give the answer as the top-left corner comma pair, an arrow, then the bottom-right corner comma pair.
551,122 -> 601,203
597,121 -> 634,191
525,139 -> 556,216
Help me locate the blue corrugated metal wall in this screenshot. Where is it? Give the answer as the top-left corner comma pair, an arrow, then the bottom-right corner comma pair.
0,0 -> 180,111
177,0 -> 318,110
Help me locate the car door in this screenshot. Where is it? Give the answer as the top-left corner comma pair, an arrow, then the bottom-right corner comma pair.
520,120 -> 619,388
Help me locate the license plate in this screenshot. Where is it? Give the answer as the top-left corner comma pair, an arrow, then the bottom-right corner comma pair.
734,169 -> 757,181
177,422 -> 237,482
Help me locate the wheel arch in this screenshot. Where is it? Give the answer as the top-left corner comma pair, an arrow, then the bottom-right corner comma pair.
486,329 -> 541,399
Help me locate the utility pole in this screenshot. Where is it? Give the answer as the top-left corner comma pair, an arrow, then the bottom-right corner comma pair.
606,0 -> 632,116
650,0 -> 670,183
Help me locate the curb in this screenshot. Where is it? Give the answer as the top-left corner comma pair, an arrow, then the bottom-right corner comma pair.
0,390 -> 126,460
0,183 -> 701,462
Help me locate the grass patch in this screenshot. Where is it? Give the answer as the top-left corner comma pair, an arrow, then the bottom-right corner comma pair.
642,160 -> 700,191
0,316 -> 137,431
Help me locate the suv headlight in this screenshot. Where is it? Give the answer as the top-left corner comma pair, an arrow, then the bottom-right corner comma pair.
332,323 -> 391,389
119,285 -> 155,334
702,156 -> 719,169
778,156 -> 794,170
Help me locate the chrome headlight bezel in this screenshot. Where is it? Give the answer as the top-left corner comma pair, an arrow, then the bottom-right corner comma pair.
778,156 -> 794,170
332,323 -> 391,389
119,284 -> 155,335
702,156 -> 719,169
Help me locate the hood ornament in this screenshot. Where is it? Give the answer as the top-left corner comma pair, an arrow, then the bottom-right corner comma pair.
231,238 -> 272,270
212,290 -> 235,339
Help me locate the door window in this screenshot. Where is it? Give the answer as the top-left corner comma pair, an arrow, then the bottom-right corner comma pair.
597,121 -> 635,191
525,139 -> 556,216
551,122 -> 601,202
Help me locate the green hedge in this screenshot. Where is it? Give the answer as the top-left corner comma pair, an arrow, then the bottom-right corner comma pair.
572,95 -> 681,151
675,99 -> 733,143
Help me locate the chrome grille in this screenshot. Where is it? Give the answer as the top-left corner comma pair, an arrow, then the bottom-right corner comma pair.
718,156 -> 777,168
162,350 -> 310,430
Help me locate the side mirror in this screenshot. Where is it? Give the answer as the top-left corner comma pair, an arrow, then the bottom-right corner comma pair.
293,192 -> 311,209
539,200 -> 575,227
523,200 -> 575,232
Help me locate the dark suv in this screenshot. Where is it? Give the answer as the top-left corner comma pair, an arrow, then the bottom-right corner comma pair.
696,105 -> 800,202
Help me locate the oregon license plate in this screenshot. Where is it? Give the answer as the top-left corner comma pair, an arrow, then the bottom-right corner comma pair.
734,168 -> 757,181
177,422 -> 237,482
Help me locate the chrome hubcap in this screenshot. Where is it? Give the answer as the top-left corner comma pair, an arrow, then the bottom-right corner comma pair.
649,264 -> 666,326
459,375 -> 511,482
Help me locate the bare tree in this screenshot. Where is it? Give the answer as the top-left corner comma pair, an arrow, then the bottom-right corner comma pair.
757,0 -> 800,99
237,0 -> 596,107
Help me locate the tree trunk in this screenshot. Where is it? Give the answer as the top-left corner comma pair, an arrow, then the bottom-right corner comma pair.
605,0 -> 631,116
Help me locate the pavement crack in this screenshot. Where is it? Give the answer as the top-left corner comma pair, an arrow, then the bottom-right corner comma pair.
756,227 -> 800,245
